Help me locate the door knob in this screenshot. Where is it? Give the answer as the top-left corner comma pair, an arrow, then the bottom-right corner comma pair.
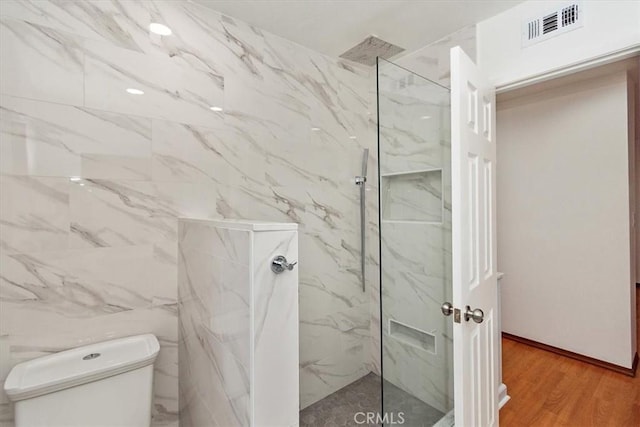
441,302 -> 454,316
464,305 -> 484,323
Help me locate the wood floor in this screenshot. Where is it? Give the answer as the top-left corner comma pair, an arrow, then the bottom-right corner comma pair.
500,290 -> 640,427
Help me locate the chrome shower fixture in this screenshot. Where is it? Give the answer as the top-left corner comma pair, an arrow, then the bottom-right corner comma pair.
355,148 -> 369,292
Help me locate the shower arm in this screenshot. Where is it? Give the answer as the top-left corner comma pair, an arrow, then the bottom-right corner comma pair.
355,148 -> 369,292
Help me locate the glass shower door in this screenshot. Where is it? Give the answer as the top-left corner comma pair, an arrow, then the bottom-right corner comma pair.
377,58 -> 453,426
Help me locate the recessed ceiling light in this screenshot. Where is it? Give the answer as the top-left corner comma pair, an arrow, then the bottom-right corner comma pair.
311,127 -> 320,131
149,23 -> 172,36
209,106 -> 223,112
349,136 -> 357,139
69,176 -> 82,182
126,88 -> 144,95
420,115 -> 431,120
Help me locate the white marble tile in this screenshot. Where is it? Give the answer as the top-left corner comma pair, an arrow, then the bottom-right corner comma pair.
0,0 -> 153,54
152,331 -> 180,426
298,231 -> 367,307
80,154 -> 151,180
0,176 -> 69,254
299,302 -> 371,409
252,230 -> 299,427
143,1 -> 244,76
150,240 -> 178,307
299,303 -> 369,367
179,309 -> 250,427
0,19 -> 84,105
83,38 -> 224,127
0,245 -> 162,323
178,222 -> 251,427
0,95 -> 152,178
0,303 -> 176,360
151,119 -> 265,188
68,180 -> 176,249
68,179 -> 220,249
300,348 -> 369,410
378,90 -> 449,175
179,221 -> 251,266
221,24 -> 370,149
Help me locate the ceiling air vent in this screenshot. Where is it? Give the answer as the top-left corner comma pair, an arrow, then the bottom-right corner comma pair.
561,4 -> 579,27
542,12 -> 558,34
522,1 -> 583,47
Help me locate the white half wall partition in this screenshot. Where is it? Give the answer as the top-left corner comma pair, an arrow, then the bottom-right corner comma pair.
178,219 -> 299,427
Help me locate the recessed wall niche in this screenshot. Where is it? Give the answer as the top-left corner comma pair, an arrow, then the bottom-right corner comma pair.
381,168 -> 443,223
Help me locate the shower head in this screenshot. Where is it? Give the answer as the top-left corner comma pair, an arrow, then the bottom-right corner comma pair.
339,36 -> 405,67
361,148 -> 369,178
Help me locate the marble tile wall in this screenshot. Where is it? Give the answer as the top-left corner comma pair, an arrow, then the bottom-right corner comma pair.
178,221 -> 252,427
0,1 -> 378,425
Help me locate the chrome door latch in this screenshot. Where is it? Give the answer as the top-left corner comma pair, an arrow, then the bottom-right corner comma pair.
441,302 -> 484,324
271,255 -> 297,274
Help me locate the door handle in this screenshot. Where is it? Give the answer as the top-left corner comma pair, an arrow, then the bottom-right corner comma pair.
442,302 -> 484,324
441,302 -> 461,323
464,305 -> 484,323
441,302 -> 454,316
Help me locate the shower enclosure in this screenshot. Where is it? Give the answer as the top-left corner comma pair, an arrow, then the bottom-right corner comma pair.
377,58 -> 454,426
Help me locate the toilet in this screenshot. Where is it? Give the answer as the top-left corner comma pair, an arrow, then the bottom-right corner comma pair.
3,334 -> 159,427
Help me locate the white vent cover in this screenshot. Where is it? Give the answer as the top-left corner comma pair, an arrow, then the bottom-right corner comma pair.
522,1 -> 584,47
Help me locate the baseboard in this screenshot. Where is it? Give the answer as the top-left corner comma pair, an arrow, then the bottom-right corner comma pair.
498,383 -> 510,409
502,332 -> 638,377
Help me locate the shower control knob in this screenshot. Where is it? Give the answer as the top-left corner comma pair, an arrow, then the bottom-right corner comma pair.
441,302 -> 454,316
271,255 -> 297,274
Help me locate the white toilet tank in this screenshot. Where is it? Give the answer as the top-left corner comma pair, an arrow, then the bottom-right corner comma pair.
4,334 -> 159,427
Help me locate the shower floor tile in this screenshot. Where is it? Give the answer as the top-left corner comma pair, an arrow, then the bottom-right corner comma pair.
299,373 -> 445,427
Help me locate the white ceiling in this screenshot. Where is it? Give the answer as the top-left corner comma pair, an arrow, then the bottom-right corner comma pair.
195,0 -> 523,58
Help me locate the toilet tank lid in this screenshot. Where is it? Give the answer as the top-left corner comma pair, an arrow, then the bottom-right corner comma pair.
3,334 -> 160,401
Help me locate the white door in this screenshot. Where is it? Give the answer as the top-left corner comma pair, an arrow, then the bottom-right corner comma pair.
450,46 -> 500,427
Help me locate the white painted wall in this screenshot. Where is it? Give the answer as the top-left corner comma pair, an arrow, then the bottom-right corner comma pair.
496,70 -> 635,368
477,0 -> 640,88
634,62 -> 640,290
627,67 -> 640,358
